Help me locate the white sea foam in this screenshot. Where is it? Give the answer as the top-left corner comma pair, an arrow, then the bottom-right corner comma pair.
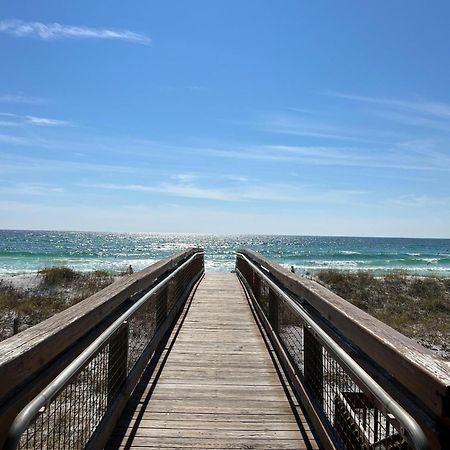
1,231 -> 449,276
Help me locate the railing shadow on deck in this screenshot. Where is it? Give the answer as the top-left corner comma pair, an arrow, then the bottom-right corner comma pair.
0,248 -> 204,450
2,248 -> 449,450
236,249 -> 450,450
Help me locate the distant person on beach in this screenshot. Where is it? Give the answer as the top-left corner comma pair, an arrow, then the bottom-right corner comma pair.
290,266 -> 295,273
126,264 -> 133,275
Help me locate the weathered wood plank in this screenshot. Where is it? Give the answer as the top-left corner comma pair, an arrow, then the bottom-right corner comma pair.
117,417 -> 303,428
107,273 -> 315,450
108,438 -> 308,449
119,412 -> 303,423
0,248 -> 202,449
240,249 -> 450,418
0,248 -> 200,395
111,428 -> 304,439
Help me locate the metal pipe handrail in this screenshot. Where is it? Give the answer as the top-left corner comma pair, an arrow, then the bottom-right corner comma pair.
4,250 -> 204,450
236,252 -> 429,450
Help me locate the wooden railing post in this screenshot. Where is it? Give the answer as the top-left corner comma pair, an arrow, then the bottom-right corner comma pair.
13,318 -> 19,335
268,288 -> 279,334
156,287 -> 168,330
253,272 -> 260,302
304,326 -> 324,406
108,321 -> 129,405
167,278 -> 176,311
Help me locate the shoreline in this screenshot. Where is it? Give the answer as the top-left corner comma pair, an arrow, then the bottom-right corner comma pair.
2,266 -> 450,280
1,268 -> 449,361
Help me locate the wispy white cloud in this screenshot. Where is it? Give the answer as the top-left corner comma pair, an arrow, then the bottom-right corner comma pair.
26,115 -> 71,127
370,110 -> 450,132
386,194 -> 450,208
246,113 -> 399,144
202,141 -> 450,173
0,112 -> 71,127
0,134 -> 29,145
171,173 -> 198,183
326,92 -> 450,120
0,120 -> 20,127
223,175 -> 249,182
85,182 -> 236,202
0,20 -> 151,45
0,93 -> 48,104
0,182 -> 64,196
84,181 -> 366,205
0,153 -> 141,174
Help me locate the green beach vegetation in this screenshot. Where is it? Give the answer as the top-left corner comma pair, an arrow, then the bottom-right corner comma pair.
317,270 -> 450,359
0,267 -> 115,341
1,266 -> 449,360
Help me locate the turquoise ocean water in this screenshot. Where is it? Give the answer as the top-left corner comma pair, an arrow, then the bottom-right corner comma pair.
0,230 -> 449,276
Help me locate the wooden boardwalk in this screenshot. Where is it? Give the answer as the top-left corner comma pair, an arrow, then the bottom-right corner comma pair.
107,273 -> 317,449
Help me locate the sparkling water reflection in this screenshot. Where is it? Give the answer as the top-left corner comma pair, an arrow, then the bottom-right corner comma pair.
0,230 -> 449,276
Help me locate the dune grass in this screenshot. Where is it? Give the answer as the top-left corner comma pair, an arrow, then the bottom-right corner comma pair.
0,268 -> 115,341
317,270 -> 450,358
38,266 -> 79,286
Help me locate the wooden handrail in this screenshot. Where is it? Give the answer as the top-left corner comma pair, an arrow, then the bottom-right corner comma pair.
0,248 -> 202,449
238,249 -> 450,450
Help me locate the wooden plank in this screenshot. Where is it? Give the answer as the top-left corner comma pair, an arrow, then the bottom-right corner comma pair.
115,419 -> 302,431
120,412 -> 302,423
107,273 -> 315,450
0,248 -> 202,449
111,428 -> 304,439
108,438 -> 308,449
239,249 -> 450,418
0,248 -> 200,396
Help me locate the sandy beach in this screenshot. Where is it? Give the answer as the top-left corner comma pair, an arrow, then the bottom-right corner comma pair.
1,267 -> 449,361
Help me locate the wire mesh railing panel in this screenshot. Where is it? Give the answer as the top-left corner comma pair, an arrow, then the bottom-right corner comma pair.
236,254 -> 416,450
18,344 -> 110,450
10,251 -> 204,450
127,297 -> 156,372
278,295 -> 304,372
321,349 -> 407,450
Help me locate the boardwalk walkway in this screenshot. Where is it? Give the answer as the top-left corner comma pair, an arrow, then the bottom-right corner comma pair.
107,273 -> 317,449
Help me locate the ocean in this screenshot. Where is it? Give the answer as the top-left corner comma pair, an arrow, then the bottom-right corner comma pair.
0,230 -> 449,276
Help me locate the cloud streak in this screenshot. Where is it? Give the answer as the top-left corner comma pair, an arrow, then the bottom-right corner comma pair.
0,93 -> 48,104
26,116 -> 71,127
326,92 -> 450,120
0,112 -> 71,127
84,181 -> 366,205
0,134 -> 29,145
201,140 -> 450,173
0,20 -> 151,44
246,113 -> 400,144
0,182 -> 64,196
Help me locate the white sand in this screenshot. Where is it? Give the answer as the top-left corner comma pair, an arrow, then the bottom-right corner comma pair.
0,273 -> 42,291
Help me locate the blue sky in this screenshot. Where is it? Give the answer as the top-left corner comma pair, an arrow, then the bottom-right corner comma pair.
0,1 -> 449,237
